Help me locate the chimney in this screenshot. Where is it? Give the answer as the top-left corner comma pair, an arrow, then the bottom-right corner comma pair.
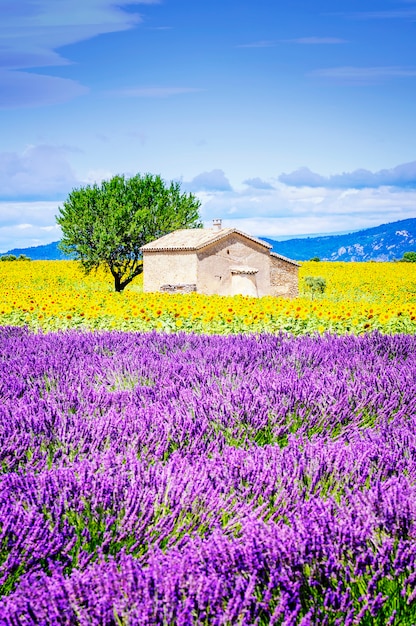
212,218 -> 222,231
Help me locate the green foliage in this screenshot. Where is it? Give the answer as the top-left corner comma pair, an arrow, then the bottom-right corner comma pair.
57,173 -> 202,291
309,256 -> 320,262
402,251 -> 416,263
304,276 -> 327,299
0,254 -> 31,262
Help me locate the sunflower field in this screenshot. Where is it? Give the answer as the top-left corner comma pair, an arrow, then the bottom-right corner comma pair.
1,258 -> 416,625
0,259 -> 415,335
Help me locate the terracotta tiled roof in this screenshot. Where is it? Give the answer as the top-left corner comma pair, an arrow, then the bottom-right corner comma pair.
140,228 -> 272,252
270,251 -> 301,267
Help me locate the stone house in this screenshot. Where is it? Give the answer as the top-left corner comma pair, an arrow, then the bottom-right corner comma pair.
141,219 -> 299,298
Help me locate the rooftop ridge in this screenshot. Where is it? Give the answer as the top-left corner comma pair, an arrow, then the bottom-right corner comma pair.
140,227 -> 272,252
270,251 -> 301,266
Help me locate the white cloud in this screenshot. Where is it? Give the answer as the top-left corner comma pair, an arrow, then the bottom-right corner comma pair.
197,183 -> 416,237
243,177 -> 275,190
0,70 -> 88,109
0,201 -> 62,251
279,161 -> 416,189
0,224 -> 62,252
0,145 -> 79,198
84,169 -> 116,185
0,0 -> 157,63
2,165 -> 416,252
184,169 -> 233,192
0,0 -> 158,107
0,201 -> 60,228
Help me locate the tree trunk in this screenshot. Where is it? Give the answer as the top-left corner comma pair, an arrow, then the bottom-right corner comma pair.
114,274 -> 123,292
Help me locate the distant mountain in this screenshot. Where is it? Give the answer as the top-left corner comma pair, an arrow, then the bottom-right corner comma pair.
0,241 -> 71,260
263,218 -> 416,262
2,218 -> 416,262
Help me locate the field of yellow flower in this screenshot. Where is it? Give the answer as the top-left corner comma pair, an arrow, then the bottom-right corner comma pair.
0,259 -> 415,334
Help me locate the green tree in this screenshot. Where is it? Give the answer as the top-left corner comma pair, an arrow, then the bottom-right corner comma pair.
57,173 -> 202,292
402,251 -> 416,263
304,276 -> 327,299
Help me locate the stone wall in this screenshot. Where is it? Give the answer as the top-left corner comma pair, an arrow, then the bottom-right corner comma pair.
197,234 -> 271,297
142,250 -> 197,292
160,284 -> 196,293
270,255 -> 299,298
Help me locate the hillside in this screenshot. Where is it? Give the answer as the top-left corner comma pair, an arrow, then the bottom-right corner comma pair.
2,218 -> 416,262
264,218 -> 416,261
0,241 -> 71,260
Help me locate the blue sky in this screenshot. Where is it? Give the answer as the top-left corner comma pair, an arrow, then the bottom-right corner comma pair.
1,0 -> 416,251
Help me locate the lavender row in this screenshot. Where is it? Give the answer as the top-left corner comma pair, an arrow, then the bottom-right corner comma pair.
1,328 -> 414,472
0,328 -> 416,624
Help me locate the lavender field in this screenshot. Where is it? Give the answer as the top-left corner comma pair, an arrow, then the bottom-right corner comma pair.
1,327 -> 416,624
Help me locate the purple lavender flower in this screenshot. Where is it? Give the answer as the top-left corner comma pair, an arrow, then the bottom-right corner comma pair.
0,328 -> 415,623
